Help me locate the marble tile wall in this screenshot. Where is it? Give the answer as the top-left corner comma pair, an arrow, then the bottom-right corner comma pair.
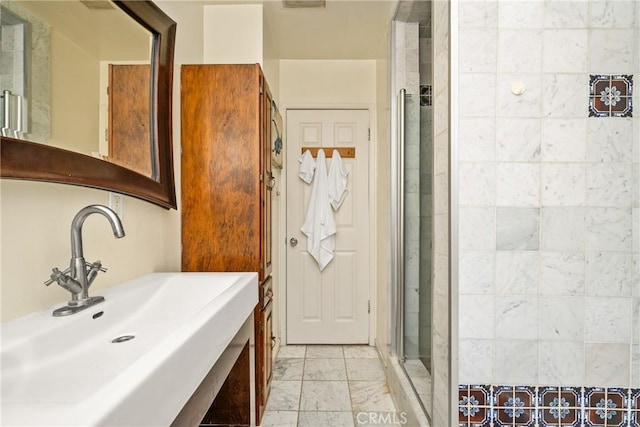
418,26 -> 433,367
418,100 -> 433,366
431,0 -> 451,424
395,21 -> 420,96
0,24 -> 23,98
457,0 -> 639,390
2,0 -> 51,140
634,0 -> 640,388
419,31 -> 432,86
404,91 -> 421,359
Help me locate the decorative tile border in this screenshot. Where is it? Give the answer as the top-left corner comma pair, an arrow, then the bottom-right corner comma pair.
589,74 -> 633,118
459,385 -> 640,427
420,84 -> 432,107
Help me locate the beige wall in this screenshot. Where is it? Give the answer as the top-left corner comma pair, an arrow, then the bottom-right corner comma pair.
277,59 -> 378,344
0,181 -> 179,321
375,55 -> 392,359
0,0 -> 203,322
203,4 -> 263,65
279,60 -> 377,106
48,31 -> 100,154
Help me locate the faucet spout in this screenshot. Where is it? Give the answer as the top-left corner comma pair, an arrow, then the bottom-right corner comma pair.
71,205 -> 125,259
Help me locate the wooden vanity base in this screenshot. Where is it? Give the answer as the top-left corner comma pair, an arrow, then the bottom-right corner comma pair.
171,313 -> 255,427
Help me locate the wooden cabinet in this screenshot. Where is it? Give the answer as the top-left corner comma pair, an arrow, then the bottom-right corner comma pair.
254,277 -> 273,405
181,64 -> 274,426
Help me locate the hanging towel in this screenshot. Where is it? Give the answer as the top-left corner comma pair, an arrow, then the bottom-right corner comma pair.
299,149 -> 315,184
327,149 -> 349,211
300,149 -> 336,271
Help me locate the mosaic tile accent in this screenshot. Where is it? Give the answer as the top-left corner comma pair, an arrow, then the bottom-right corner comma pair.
494,386 -> 536,426
584,387 -> 627,427
589,74 -> 633,118
631,389 -> 640,427
420,84 -> 432,107
458,384 -> 492,426
459,385 -> 640,427
538,387 -> 581,426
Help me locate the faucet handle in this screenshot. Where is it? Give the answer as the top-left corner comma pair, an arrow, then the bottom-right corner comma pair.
87,260 -> 107,273
44,267 -> 70,286
85,260 -> 107,288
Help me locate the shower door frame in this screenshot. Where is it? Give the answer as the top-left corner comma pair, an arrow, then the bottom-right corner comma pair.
389,2 -> 461,423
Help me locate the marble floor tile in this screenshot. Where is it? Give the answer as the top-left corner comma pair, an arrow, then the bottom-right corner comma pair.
343,345 -> 379,359
305,345 -> 344,358
266,380 -> 302,411
277,345 -> 307,359
303,358 -> 347,381
298,411 -> 355,427
349,381 -> 396,412
264,345 -> 399,426
353,412 -> 408,427
261,410 -> 298,427
273,358 -> 305,381
345,358 -> 386,381
300,380 -> 352,411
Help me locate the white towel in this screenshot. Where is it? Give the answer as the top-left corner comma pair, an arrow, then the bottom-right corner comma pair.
300,149 -> 336,271
299,149 -> 315,184
327,149 -> 349,210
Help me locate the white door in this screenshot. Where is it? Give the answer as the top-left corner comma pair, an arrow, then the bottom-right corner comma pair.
286,109 -> 370,344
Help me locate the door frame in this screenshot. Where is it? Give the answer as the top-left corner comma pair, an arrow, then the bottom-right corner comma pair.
278,103 -> 378,347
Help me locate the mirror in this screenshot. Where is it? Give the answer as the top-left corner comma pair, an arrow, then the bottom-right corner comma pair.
0,0 -> 177,209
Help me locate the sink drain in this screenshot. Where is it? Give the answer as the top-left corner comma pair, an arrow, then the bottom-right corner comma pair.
111,335 -> 135,343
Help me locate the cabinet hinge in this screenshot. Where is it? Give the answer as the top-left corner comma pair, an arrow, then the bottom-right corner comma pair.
368,128 -> 371,141
259,172 -> 264,182
368,300 -> 371,314
260,262 -> 264,270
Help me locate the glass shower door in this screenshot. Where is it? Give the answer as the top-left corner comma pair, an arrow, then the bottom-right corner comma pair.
398,88 -> 433,415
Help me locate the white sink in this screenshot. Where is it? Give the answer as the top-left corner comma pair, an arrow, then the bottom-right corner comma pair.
1,272 -> 258,426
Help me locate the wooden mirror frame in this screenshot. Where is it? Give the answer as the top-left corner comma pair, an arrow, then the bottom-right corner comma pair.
0,0 -> 177,209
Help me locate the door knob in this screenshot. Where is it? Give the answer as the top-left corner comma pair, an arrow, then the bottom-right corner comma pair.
290,237 -> 298,247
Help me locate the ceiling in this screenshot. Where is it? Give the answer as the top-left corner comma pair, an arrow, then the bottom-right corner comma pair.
205,0 -> 398,60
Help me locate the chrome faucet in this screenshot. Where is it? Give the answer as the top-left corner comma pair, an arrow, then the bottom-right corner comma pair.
45,205 -> 125,317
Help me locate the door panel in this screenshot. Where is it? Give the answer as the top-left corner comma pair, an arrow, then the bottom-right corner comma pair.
286,109 -> 370,344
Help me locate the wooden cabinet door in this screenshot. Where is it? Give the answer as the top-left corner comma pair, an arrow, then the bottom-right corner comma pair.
262,299 -> 273,404
255,275 -> 273,424
108,64 -> 152,177
261,77 -> 273,279
181,64 -> 261,275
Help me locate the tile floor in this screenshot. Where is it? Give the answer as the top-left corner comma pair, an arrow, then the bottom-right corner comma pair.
262,345 -> 400,427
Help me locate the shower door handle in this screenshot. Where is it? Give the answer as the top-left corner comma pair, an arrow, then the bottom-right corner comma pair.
289,237 -> 298,247
397,88 -> 406,359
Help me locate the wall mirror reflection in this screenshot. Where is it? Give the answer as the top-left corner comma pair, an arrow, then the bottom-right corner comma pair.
1,0 -> 155,178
